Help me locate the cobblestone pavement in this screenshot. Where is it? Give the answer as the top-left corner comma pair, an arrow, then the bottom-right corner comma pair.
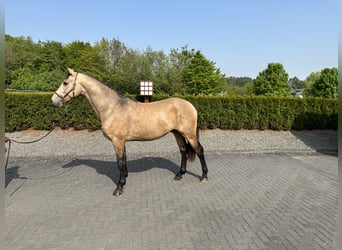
5,151 -> 337,249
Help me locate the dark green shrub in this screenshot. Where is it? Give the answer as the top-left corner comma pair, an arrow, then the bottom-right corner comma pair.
5,91 -> 337,132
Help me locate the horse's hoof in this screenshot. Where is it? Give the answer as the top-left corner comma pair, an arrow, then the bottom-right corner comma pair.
200,177 -> 208,183
174,175 -> 182,181
113,188 -> 123,196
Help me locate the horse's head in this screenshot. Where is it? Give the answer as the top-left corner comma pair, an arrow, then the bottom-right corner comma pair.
51,68 -> 83,107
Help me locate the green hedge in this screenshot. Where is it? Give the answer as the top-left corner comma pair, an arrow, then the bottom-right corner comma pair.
5,92 -> 101,132
5,91 -> 337,132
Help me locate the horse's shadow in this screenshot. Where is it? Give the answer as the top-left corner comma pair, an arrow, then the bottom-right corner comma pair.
62,157 -> 201,184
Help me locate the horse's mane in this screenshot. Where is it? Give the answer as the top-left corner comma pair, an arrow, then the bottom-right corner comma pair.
117,93 -> 138,103
82,73 -> 137,103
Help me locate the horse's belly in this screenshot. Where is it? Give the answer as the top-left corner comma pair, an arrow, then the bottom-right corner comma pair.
126,113 -> 176,141
127,123 -> 173,141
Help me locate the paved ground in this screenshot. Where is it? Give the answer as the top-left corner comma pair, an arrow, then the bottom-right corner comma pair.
4,130 -> 338,249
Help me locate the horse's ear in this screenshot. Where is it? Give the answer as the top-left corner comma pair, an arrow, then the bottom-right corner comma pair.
67,67 -> 75,75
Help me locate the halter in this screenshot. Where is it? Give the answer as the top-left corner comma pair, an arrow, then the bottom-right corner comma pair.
54,72 -> 79,103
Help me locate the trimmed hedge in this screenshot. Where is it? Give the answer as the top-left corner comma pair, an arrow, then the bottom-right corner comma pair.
5,91 -> 337,132
5,92 -> 101,132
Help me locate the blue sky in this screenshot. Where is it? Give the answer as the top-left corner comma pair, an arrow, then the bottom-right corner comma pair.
5,0 -> 337,80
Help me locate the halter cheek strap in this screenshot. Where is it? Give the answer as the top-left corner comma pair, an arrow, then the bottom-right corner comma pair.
54,72 -> 78,103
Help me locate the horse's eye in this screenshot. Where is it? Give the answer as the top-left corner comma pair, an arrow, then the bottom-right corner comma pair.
63,81 -> 68,86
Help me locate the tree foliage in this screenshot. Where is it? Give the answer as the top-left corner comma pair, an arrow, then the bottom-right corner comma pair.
5,35 -> 336,98
182,51 -> 226,95
304,71 -> 320,89
288,77 -> 304,90
305,68 -> 338,98
253,63 -> 290,96
226,77 -> 254,95
5,35 -> 227,95
5,35 -> 66,91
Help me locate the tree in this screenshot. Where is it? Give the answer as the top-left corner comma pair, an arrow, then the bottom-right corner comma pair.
5,35 -> 40,86
182,51 -> 226,95
142,48 -> 173,94
303,71 -> 320,89
305,68 -> 338,98
168,46 -> 196,93
109,48 -> 142,94
226,77 -> 254,95
95,38 -> 174,94
253,62 -> 290,96
37,40 -> 65,71
63,41 -> 106,81
288,77 -> 304,90
5,36 -> 66,90
5,35 -> 230,95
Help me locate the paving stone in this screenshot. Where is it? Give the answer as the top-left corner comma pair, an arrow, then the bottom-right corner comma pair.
5,152 -> 337,249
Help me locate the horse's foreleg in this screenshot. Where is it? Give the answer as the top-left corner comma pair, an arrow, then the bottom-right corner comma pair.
175,145 -> 187,180
172,131 -> 187,180
123,147 -> 128,177
113,142 -> 127,196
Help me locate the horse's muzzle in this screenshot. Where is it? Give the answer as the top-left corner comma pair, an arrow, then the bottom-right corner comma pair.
51,94 -> 63,107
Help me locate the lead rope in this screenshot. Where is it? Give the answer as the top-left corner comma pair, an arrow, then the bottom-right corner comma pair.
7,122 -> 56,144
5,122 -> 56,171
5,105 -> 70,171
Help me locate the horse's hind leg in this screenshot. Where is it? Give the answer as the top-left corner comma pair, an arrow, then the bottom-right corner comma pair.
196,141 -> 208,182
172,131 -> 188,180
187,136 -> 208,182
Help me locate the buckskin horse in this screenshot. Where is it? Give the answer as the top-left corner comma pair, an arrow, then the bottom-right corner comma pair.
52,68 -> 208,196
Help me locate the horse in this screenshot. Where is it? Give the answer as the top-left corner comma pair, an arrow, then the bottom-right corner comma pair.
51,68 -> 208,196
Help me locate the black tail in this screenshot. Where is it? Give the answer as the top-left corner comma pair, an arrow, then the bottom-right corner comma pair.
186,127 -> 199,162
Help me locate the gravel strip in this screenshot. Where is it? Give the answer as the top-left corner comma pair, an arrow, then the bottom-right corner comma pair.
5,128 -> 337,159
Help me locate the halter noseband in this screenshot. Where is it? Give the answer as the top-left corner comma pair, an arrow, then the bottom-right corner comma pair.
54,72 -> 78,103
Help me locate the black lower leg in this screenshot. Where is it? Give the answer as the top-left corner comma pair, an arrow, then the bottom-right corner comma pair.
123,151 -> 128,177
197,143 -> 208,182
174,147 -> 187,180
113,158 -> 126,196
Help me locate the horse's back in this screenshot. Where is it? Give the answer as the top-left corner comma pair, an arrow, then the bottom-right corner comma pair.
154,97 -> 196,111
151,97 -> 197,118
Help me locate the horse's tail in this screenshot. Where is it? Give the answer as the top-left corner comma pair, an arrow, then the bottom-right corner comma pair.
187,127 -> 199,162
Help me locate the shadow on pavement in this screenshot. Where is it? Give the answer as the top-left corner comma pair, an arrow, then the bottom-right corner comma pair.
5,166 -> 27,188
61,157 -> 201,185
291,130 -> 337,155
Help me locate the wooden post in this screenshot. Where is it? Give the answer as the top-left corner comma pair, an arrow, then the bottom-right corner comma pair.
140,81 -> 153,103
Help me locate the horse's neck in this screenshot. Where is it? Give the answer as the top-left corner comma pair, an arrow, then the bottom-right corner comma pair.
79,74 -> 120,119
